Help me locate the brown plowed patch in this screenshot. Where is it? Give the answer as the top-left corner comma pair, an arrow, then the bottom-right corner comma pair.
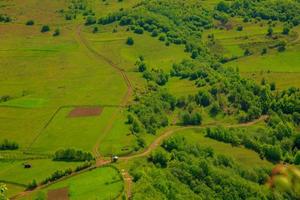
47,187 -> 69,200
68,107 -> 103,117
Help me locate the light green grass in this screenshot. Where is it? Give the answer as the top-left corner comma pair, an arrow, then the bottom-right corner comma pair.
99,111 -> 136,156
166,77 -> 199,98
30,107 -> 120,153
0,159 -> 79,185
0,97 -> 47,108
227,46 -> 300,73
5,183 -> 25,198
85,26 -> 189,71
23,166 -> 123,200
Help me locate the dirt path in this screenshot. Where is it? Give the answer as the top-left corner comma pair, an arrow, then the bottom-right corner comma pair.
76,25 -> 133,159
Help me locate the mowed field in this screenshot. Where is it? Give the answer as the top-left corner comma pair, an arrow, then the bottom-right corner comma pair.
20,166 -> 124,200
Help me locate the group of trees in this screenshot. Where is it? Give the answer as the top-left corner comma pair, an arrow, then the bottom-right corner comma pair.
53,148 -> 94,162
41,168 -> 73,185
128,89 -> 175,134
130,135 -> 296,199
215,0 -> 300,26
0,139 -> 19,150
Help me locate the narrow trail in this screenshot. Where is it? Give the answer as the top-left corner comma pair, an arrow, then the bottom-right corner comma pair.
12,115 -> 268,200
76,25 -> 133,159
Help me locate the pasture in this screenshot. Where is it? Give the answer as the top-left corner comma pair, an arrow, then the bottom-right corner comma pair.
21,166 -> 123,200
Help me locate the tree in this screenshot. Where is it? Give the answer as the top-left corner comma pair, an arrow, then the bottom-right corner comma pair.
216,1 -> 230,13
244,48 -> 252,56
53,28 -> 60,36
267,27 -> 273,36
26,20 -> 34,26
85,16 -> 96,25
294,151 -> 300,165
93,27 -> 99,33
27,179 -> 37,190
150,150 -> 169,167
237,25 -> 243,31
210,102 -> 221,117
195,91 -> 212,107
282,27 -> 290,35
41,25 -> 50,33
126,37 -> 134,45
270,82 -> 276,91
261,48 -> 267,55
263,145 -> 282,162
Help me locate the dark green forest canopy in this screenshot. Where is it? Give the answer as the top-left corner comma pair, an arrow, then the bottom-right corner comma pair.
215,0 -> 300,25
130,136 -> 297,200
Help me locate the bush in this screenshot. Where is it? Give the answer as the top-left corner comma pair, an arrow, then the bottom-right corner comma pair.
85,16 -> 96,25
26,20 -> 34,26
0,139 -> 19,150
126,37 -> 134,45
53,28 -> 60,36
41,25 -> 50,33
237,25 -> 243,31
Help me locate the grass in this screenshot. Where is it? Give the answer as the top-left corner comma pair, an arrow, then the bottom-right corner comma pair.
0,97 -> 47,108
175,128 -> 272,168
98,110 -> 136,156
0,159 -> 79,185
166,77 -> 199,98
30,107 -> 120,153
21,166 -> 123,200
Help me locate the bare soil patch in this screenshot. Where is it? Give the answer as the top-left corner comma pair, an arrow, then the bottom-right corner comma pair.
68,106 -> 103,117
47,187 -> 69,200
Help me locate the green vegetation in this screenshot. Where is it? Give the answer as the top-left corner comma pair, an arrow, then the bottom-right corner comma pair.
53,149 -> 94,162
0,139 -> 19,150
0,0 -> 300,199
27,167 -> 123,200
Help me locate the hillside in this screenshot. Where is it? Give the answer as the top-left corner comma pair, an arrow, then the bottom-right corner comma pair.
0,0 -> 300,199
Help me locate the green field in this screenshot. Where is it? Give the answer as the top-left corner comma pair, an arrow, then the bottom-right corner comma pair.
0,159 -> 79,185
21,166 -> 123,200
1,0 -> 300,199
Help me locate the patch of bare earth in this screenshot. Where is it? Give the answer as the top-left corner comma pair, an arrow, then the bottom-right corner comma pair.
47,187 -> 69,200
68,107 -> 103,118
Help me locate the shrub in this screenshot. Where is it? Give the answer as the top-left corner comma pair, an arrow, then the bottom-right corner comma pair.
93,26 -> 99,33
237,25 -> 243,31
41,25 -> 50,33
85,16 -> 96,25
126,37 -> 134,45
27,180 -> 37,190
26,20 -> 34,26
53,28 -> 60,36
0,139 -> 19,150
